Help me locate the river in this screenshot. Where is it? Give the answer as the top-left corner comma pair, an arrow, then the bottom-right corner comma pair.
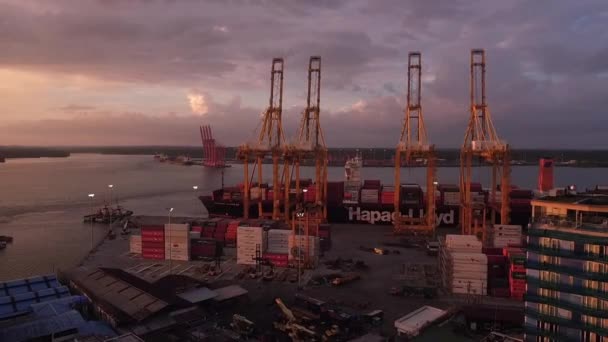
0,154 -> 605,280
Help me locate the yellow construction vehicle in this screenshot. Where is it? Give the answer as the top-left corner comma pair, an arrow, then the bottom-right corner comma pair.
274,298 -> 319,341
230,314 -> 255,337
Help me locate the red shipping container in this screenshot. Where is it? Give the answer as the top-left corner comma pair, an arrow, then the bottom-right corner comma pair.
271,260 -> 289,267
141,241 -> 164,248
510,264 -> 525,273
192,226 -> 203,233
141,230 -> 164,237
141,236 -> 164,243
381,191 -> 394,204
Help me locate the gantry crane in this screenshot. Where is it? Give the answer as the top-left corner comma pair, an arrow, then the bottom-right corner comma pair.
460,49 -> 511,238
237,58 -> 286,220
394,52 -> 437,237
284,56 -> 328,221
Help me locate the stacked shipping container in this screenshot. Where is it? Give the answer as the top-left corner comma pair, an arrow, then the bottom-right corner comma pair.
225,220 -> 239,246
318,223 -> 332,252
288,235 -> 320,267
380,185 -> 395,205
191,239 -> 222,260
129,235 -> 142,254
236,226 -> 267,265
267,229 -> 291,254
360,180 -> 380,204
141,225 -> 165,260
343,180 -> 361,204
486,225 -> 522,248
504,246 -> 526,301
164,223 -> 190,261
440,235 -> 487,295
483,247 -> 510,297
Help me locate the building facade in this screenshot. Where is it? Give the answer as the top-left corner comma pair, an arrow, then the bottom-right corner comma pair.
525,196 -> 608,342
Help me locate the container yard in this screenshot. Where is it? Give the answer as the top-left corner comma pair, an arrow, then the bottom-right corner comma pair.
29,218 -> 527,341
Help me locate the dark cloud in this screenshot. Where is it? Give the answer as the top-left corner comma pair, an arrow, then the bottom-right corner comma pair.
0,0 -> 606,148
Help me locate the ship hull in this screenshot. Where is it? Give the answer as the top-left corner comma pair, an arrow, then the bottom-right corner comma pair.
199,196 -> 531,228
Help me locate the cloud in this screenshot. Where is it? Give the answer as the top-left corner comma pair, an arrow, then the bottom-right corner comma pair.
212,25 -> 229,33
187,91 -> 209,115
0,0 -> 606,148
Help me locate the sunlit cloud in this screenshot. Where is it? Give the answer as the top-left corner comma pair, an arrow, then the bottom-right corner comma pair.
187,91 -> 209,115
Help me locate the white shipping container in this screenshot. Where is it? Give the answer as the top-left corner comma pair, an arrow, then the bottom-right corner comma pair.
164,236 -> 190,245
189,231 -> 201,239
492,224 -> 522,233
164,223 -> 189,231
130,235 -> 142,254
449,252 -> 487,265
267,230 -> 291,254
442,192 -> 460,206
237,226 -> 267,265
492,238 -> 522,248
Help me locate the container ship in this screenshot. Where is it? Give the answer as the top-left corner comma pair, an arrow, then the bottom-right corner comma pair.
199,156 -> 533,228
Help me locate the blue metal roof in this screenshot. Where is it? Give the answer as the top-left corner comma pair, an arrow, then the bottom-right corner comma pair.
0,285 -> 71,320
0,309 -> 85,342
31,295 -> 89,318
0,274 -> 62,297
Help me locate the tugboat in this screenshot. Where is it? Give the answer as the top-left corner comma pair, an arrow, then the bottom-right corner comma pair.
83,204 -> 133,224
182,155 -> 194,166
0,235 -> 13,243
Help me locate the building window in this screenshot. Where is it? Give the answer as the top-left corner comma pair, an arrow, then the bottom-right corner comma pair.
582,314 -> 598,326
583,296 -> 598,310
539,288 -> 559,299
541,271 -> 560,283
585,261 -> 608,273
540,254 -> 560,265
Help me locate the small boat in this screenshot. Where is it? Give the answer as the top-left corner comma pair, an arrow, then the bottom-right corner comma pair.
0,241 -> 7,250
0,235 -> 13,243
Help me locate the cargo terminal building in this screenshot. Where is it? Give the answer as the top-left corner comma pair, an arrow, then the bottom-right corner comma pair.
525,194 -> 608,342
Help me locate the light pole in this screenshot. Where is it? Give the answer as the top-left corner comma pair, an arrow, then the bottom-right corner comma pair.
88,193 -> 95,250
108,184 -> 114,233
193,186 -> 200,216
167,207 -> 174,274
296,208 -> 305,290
433,181 -> 438,239
302,188 -> 308,207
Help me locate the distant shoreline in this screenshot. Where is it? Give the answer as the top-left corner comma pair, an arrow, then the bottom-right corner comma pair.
2,147 -> 608,168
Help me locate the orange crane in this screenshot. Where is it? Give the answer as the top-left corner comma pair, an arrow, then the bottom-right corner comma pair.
237,58 -> 286,220
394,52 -> 437,237
284,56 -> 328,221
460,49 -> 511,238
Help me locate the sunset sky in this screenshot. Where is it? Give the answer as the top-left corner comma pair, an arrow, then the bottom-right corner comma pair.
0,0 -> 607,148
